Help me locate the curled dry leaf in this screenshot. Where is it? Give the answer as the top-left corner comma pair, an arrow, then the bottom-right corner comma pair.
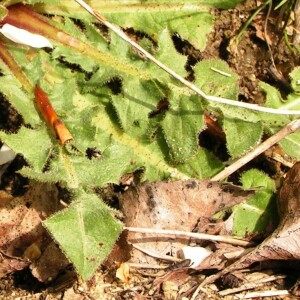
0,251 -> 30,279
201,162 -> 300,286
119,179 -> 254,264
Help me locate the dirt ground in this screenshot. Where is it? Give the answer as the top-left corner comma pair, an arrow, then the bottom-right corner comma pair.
0,0 -> 300,299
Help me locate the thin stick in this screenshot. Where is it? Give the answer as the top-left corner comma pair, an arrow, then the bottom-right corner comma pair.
124,227 -> 255,247
127,262 -> 167,269
73,0 -> 300,115
212,119 -> 300,181
219,275 -> 286,296
236,290 -> 289,299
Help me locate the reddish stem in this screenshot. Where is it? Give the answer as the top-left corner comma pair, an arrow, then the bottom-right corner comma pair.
34,85 -> 73,145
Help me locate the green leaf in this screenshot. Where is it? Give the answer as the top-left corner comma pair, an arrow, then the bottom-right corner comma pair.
36,1 -> 215,50
290,66 -> 300,93
91,105 -> 190,181
44,189 -> 122,281
259,81 -> 300,159
177,148 -> 223,178
230,169 -> 278,237
20,144 -> 135,189
0,126 -> 52,171
162,94 -> 205,162
223,118 -> 263,158
0,76 -> 40,126
277,131 -> 300,159
194,59 -> 239,99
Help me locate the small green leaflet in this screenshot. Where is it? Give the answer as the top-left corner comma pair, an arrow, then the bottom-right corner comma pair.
230,169 -> 278,237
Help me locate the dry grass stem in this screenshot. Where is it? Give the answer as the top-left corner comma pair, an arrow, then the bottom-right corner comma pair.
212,119 -> 300,181
124,227 -> 255,247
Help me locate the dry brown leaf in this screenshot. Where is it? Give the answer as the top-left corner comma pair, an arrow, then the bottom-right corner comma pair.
0,183 -> 60,255
0,183 -> 68,281
30,241 -> 70,283
116,262 -> 130,284
201,162 -> 300,285
119,179 -> 253,264
0,251 -> 30,278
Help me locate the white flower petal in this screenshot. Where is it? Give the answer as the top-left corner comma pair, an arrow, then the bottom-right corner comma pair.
0,23 -> 53,48
0,144 -> 16,165
180,246 -> 212,269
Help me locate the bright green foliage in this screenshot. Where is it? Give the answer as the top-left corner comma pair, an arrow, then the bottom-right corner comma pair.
223,118 -> 263,157
162,94 -> 205,162
230,169 -> 278,237
32,0 -> 244,50
260,71 -> 300,159
194,59 -> 239,99
44,189 -> 122,281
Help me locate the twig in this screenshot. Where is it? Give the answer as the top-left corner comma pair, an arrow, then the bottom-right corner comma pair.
124,227 -> 255,247
234,289 -> 289,299
212,119 -> 300,181
127,262 -> 167,269
73,0 -> 300,115
219,274 -> 287,296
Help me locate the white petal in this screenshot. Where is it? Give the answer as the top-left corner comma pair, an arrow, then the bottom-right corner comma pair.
180,246 -> 212,269
0,24 -> 53,48
0,144 -> 16,165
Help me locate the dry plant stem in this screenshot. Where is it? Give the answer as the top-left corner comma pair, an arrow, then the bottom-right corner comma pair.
294,0 -> 300,45
236,290 -> 289,299
124,227 -> 254,247
212,119 -> 300,181
73,0 -> 300,115
219,275 -> 287,296
128,262 -> 167,269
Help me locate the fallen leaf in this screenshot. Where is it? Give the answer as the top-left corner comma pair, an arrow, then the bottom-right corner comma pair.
116,262 -> 130,284
0,183 -> 68,281
201,162 -> 300,285
119,179 -> 253,264
0,183 -> 60,256
30,241 -> 70,283
0,251 -> 30,278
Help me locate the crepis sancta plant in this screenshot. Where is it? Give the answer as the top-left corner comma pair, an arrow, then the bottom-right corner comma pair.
0,0 -> 299,280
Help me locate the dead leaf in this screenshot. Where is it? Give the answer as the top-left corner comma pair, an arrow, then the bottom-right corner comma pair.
116,262 -> 130,284
0,183 -> 60,256
201,162 -> 300,285
30,241 -> 70,283
0,183 -> 67,281
0,251 -> 30,278
119,179 -> 253,264
252,15 -> 273,45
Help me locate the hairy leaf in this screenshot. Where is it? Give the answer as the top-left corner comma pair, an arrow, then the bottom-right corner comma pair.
260,79 -> 300,159
230,169 -> 278,237
44,189 -> 122,281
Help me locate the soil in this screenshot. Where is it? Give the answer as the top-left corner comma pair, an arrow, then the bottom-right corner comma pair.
0,0 -> 299,299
